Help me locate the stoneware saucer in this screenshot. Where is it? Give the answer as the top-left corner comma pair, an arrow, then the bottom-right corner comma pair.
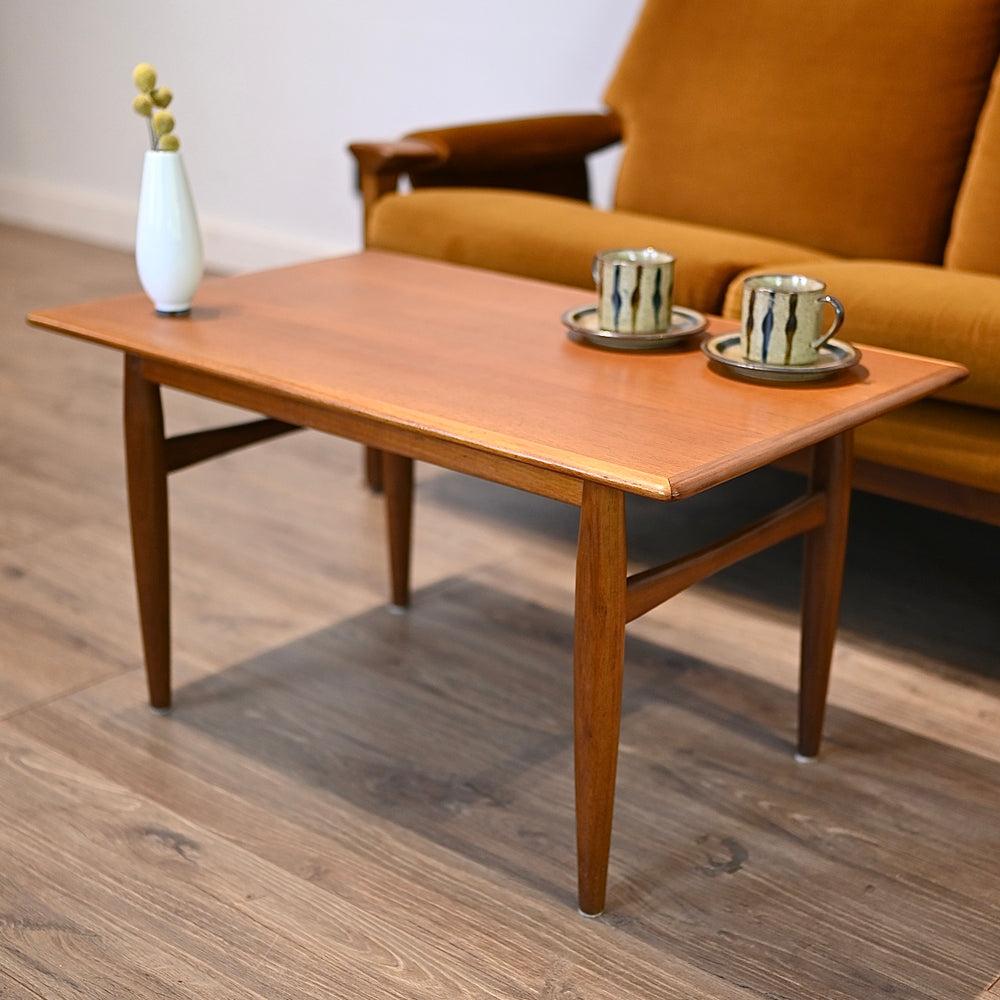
563,304 -> 708,351
701,332 -> 862,382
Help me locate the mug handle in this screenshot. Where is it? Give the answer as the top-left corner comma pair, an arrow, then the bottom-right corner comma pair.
591,255 -> 603,286
812,294 -> 845,348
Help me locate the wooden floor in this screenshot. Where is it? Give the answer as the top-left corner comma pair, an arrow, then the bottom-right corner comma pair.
2,223 -> 999,999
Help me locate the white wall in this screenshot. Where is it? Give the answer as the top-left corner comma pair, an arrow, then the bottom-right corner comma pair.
0,0 -> 642,273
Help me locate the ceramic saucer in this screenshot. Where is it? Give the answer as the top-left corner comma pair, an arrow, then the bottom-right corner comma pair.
562,304 -> 708,351
701,332 -> 862,382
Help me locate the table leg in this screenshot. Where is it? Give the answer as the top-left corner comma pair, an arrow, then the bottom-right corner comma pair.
798,430 -> 854,759
365,446 -> 384,492
123,355 -> 171,711
574,481 -> 627,916
382,451 -> 413,608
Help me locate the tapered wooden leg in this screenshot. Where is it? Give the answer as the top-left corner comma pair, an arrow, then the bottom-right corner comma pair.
574,481 -> 627,916
382,451 -> 413,608
365,446 -> 384,492
798,431 -> 854,759
123,355 -> 171,710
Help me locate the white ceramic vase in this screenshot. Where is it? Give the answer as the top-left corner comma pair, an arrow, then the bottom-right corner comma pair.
135,150 -> 203,315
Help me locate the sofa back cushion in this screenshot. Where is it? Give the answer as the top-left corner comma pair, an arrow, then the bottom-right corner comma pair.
946,59 -> 1000,274
604,0 -> 1000,263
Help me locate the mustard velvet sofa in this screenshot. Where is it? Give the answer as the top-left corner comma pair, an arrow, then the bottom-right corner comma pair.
350,0 -> 1000,526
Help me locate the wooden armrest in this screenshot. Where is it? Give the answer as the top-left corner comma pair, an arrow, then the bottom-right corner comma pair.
348,137 -> 445,180
348,112 -> 622,233
348,138 -> 445,229
405,112 -> 622,172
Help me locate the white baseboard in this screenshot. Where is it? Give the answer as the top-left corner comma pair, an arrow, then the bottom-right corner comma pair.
0,175 -> 352,274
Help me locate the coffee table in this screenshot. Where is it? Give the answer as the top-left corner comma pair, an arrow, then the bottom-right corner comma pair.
28,249 -> 965,915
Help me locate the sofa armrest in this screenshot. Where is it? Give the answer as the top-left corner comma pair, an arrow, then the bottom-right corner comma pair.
404,112 -> 622,173
349,112 -> 622,231
348,138 -> 446,231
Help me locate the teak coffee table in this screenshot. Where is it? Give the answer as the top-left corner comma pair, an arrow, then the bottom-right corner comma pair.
28,249 -> 965,915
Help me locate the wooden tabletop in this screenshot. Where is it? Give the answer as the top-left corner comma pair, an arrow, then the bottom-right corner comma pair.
28,249 -> 966,501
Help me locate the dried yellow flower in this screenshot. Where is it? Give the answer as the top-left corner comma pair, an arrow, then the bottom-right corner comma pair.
152,110 -> 175,136
132,63 -> 183,151
133,63 -> 157,93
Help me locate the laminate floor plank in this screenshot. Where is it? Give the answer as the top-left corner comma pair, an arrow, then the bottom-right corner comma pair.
0,721 -> 746,1000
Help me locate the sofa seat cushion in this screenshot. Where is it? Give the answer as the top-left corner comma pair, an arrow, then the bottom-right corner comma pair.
855,399 -> 1000,494
722,260 -> 1000,410
368,188 -> 832,315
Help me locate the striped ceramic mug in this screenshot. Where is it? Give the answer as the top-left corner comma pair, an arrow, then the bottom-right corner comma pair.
593,247 -> 675,334
741,274 -> 845,365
